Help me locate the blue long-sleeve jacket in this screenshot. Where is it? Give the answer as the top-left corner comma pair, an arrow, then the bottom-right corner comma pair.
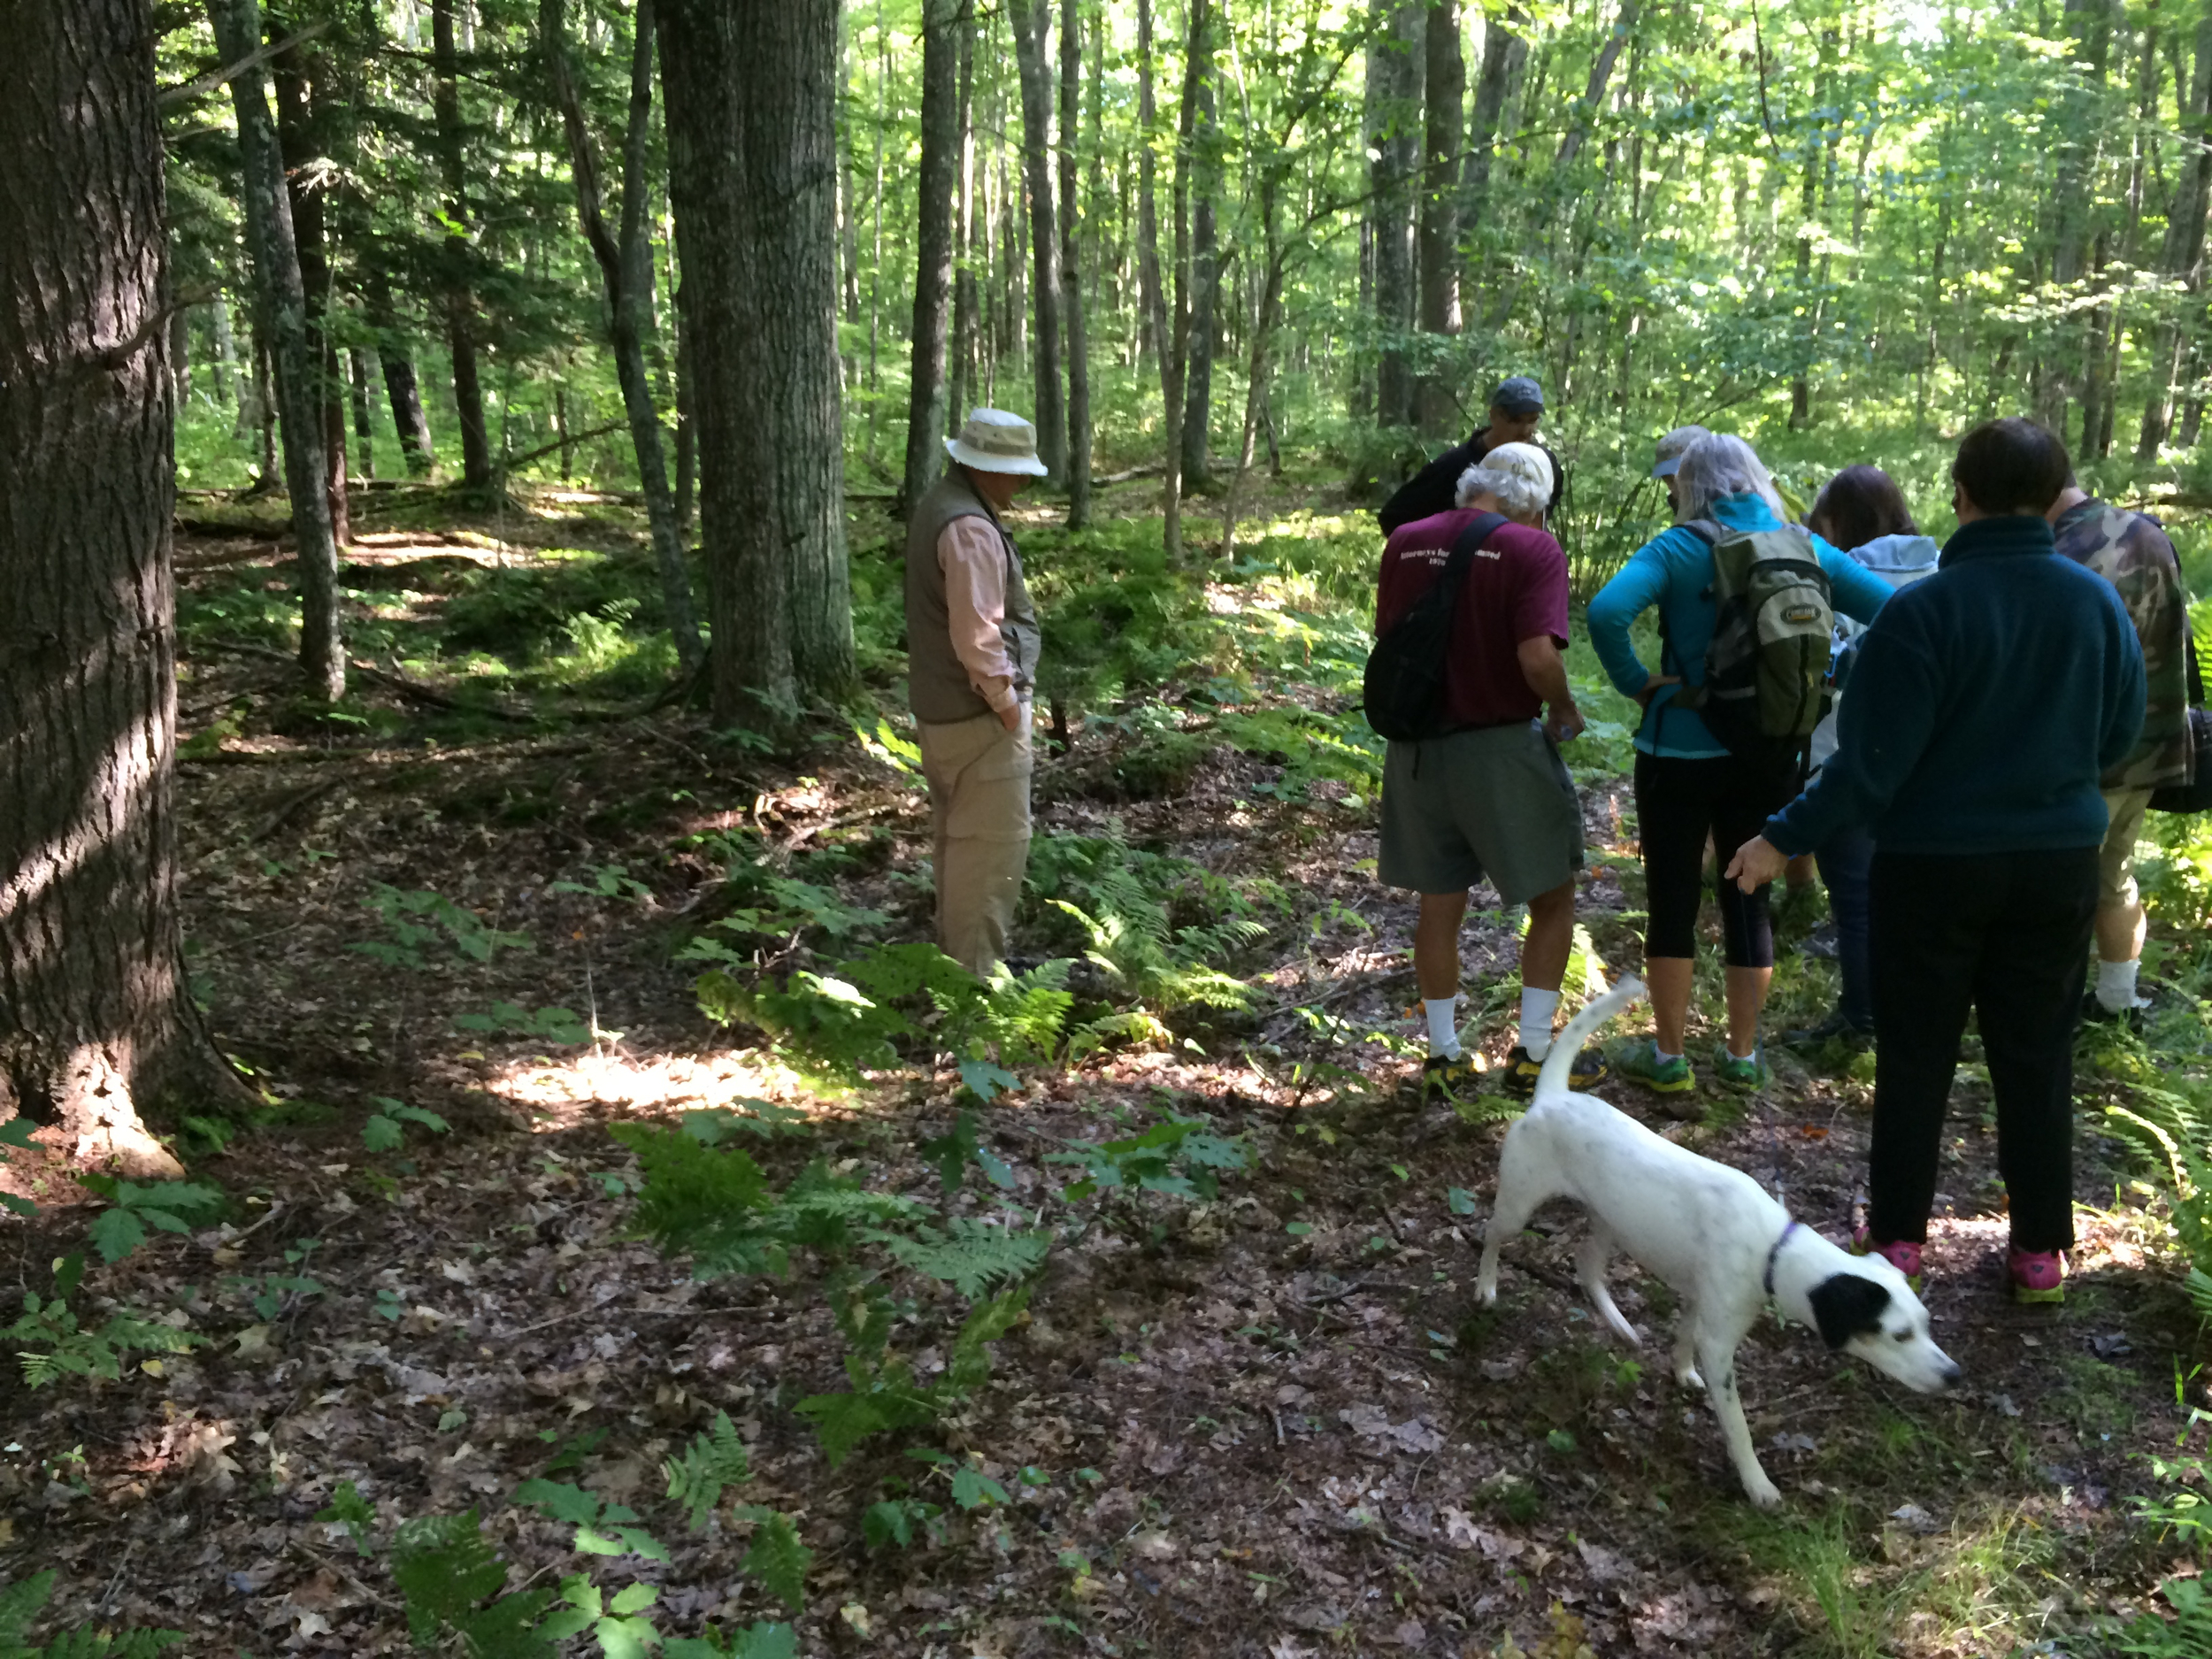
1763,512 -> 2147,857
1586,493 -> 1899,757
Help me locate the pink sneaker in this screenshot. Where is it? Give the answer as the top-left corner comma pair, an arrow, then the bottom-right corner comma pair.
1851,1230 -> 1924,1290
2008,1247 -> 2065,1305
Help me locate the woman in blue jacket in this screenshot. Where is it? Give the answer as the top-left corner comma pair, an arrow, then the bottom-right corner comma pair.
1586,434 -> 1894,1106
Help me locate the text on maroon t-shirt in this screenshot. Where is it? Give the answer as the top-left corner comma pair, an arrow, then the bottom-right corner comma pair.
1374,508 -> 1571,730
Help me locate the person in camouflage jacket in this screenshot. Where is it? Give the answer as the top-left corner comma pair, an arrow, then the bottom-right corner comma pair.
2047,482 -> 2194,1019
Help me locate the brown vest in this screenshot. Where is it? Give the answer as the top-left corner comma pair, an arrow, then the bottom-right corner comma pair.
903,472 -> 1041,723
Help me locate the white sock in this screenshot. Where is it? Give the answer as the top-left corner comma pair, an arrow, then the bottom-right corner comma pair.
1519,987 -> 1561,1059
1424,998 -> 1461,1059
2096,957 -> 2146,1011
1654,1045 -> 1683,1064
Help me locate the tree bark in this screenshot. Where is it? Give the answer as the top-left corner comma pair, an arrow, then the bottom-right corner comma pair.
271,36 -> 349,544
1179,0 -> 1218,490
659,0 -> 854,722
950,14 -> 979,434
1368,0 -> 1423,430
1135,0 -> 1181,557
365,270 -> 434,474
1554,0 -> 1638,173
431,0 -> 493,493
1416,0 -> 1463,435
542,0 -> 703,674
348,346 -> 373,480
2142,9 -> 2212,456
1,0 -> 248,1176
212,292 -> 238,408
902,0 -> 965,518
210,0 -> 342,700
1060,0 -> 1093,526
1461,8 -> 1525,273
1010,0 -> 1067,483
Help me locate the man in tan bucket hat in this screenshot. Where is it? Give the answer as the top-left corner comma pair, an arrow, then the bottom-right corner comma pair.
904,409 -> 1050,978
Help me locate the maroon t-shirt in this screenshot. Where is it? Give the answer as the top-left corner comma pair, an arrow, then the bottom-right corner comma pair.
1375,509 -> 1571,729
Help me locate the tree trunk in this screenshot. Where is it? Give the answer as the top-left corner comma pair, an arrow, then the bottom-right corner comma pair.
2142,10 -> 2212,456
1554,0 -> 1637,173
212,292 -> 238,408
1461,8 -> 1525,278
0,0 -> 249,1176
1416,0 -> 1463,435
902,0 -> 964,518
673,302 -> 695,532
348,347 -> 374,480
1179,0 -> 1218,490
2043,0 -> 2115,429
659,0 -> 854,722
272,39 -> 349,545
1369,0 -> 1423,430
431,0 -> 494,494
210,0 -> 342,700
1061,0 -> 1093,526
950,13 -> 979,433
542,0 -> 703,673
1010,0 -> 1067,483
366,275 -> 435,475
1135,0 -> 1181,557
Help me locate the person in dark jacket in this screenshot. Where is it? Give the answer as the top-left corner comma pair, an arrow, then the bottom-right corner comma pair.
1726,419 -> 2146,1307
1378,376 -> 1564,532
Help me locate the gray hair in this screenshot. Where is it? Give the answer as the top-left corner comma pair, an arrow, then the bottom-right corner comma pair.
1672,434 -> 1789,523
1454,456 -> 1549,521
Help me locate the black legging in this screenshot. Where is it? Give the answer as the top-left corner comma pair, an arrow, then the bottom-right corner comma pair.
1633,750 -> 1802,968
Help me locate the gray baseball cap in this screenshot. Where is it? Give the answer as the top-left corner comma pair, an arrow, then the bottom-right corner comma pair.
1651,424 -> 1712,479
1490,375 -> 1546,416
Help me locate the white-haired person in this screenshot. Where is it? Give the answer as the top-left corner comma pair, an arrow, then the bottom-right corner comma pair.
1373,442 -> 1609,1102
905,409 -> 1049,978
1585,434 -> 1897,1107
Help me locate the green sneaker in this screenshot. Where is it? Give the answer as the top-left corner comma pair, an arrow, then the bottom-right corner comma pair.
1421,1052 -> 1485,1104
1712,1043 -> 1773,1091
1614,1038 -> 1695,1095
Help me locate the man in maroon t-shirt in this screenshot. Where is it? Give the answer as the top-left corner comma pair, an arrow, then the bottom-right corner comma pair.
1375,442 -> 1605,1102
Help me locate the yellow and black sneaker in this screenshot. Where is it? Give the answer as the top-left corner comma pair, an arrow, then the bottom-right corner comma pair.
1501,1045 -> 1611,1099
1420,1051 -> 1485,1104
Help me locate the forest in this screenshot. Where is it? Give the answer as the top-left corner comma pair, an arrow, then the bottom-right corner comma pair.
5,0 -> 2212,1653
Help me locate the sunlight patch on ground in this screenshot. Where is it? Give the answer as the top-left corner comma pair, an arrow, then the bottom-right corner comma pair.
482,1045 -> 825,1125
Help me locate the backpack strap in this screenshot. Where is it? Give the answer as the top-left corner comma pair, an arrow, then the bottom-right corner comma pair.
1425,509 -> 1509,634
1681,519 -> 1722,546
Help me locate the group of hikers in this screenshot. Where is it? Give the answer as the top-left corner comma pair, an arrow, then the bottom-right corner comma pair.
902,384 -> 2202,1309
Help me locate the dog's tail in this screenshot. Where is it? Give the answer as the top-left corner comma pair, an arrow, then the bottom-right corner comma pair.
1534,975 -> 1647,1098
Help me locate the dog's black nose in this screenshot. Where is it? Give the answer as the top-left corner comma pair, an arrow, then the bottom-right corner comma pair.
1940,1363 -> 1963,1389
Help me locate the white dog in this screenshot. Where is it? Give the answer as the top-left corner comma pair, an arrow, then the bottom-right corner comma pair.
1475,977 -> 1962,1507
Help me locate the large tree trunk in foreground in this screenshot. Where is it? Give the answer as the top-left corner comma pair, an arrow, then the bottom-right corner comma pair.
210,0 -> 343,699
542,0 -> 703,674
901,0 -> 964,517
1010,0 -> 1066,484
1,0 -> 246,1176
659,0 -> 854,722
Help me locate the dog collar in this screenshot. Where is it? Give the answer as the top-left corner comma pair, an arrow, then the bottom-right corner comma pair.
1763,1219 -> 1801,1298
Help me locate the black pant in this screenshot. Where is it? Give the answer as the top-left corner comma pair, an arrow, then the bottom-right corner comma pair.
1633,750 -> 1801,968
1866,849 -> 2098,1254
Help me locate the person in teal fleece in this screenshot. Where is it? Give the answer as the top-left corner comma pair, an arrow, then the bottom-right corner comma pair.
1727,418 -> 2145,1306
1585,434 -> 1895,1106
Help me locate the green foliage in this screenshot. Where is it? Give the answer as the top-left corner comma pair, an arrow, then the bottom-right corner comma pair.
664,1410 -> 752,1532
389,1509 -> 565,1656
1049,1115 -> 1249,1202
353,885 -> 533,971
315,1479 -> 377,1555
0,1117 -> 39,1218
78,1177 -> 223,1265
0,1570 -> 183,1657
4,1255 -> 207,1388
362,1096 -> 452,1153
733,1509 -> 811,1612
2106,1576 -> 2212,1657
452,1003 -> 594,1046
513,1479 -> 670,1561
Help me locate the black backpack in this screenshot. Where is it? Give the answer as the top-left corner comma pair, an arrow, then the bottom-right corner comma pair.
1362,511 -> 1509,741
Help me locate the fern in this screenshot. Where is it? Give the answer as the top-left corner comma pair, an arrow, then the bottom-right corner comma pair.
872,1218 -> 1049,1299
733,1509 -> 811,1613
609,1125 -> 785,1277
389,1509 -> 562,1657
664,1411 -> 751,1532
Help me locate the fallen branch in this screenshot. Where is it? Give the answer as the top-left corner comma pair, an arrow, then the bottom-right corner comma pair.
157,20 -> 328,106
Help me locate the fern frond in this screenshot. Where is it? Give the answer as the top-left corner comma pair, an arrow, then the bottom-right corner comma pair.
874,1219 -> 1049,1299
664,1411 -> 752,1532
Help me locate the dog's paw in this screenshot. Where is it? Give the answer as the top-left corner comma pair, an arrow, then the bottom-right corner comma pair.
1745,1475 -> 1783,1510
1675,1366 -> 1704,1392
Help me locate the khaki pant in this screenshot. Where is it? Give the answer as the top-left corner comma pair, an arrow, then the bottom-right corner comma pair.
2098,786 -> 2155,913
917,706 -> 1033,978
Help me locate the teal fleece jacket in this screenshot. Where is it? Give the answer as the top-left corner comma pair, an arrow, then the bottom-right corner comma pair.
1763,512 -> 2147,857
1586,493 -> 1898,757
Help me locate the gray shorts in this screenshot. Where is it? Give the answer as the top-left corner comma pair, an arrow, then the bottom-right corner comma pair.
1378,721 -> 1585,903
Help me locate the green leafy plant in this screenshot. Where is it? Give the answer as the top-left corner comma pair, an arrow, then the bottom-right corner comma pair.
78,1176 -> 224,1265
1049,1114 -> 1248,1202
452,1002 -> 594,1046
227,1240 -> 324,1321
0,1117 -> 39,1218
3,1255 -> 206,1387
0,1569 -> 184,1656
352,885 -> 532,970
362,1097 -> 452,1153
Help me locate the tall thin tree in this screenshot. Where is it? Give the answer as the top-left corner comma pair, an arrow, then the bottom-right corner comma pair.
209,0 -> 342,699
431,0 -> 494,493
1416,0 -> 1464,434
902,0 -> 967,515
1060,0 -> 1093,526
542,0 -> 703,673
1368,0 -> 1423,429
1010,0 -> 1067,482
1135,0 -> 1183,557
1180,0 -> 1219,489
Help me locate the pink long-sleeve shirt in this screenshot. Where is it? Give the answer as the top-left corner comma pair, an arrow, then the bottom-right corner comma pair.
938,515 -> 1022,713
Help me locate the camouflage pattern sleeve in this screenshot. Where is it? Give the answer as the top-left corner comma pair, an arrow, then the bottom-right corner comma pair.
2052,502 -> 2193,790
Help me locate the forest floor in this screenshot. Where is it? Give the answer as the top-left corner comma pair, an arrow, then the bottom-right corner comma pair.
0,479 -> 2205,1658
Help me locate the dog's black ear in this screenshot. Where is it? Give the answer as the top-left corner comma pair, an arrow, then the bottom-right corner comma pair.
1807,1273 -> 1893,1351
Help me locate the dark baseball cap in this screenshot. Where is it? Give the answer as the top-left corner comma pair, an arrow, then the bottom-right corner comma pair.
1491,376 -> 1546,416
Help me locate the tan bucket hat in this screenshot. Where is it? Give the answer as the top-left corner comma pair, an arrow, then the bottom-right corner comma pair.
945,408 -> 1050,476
